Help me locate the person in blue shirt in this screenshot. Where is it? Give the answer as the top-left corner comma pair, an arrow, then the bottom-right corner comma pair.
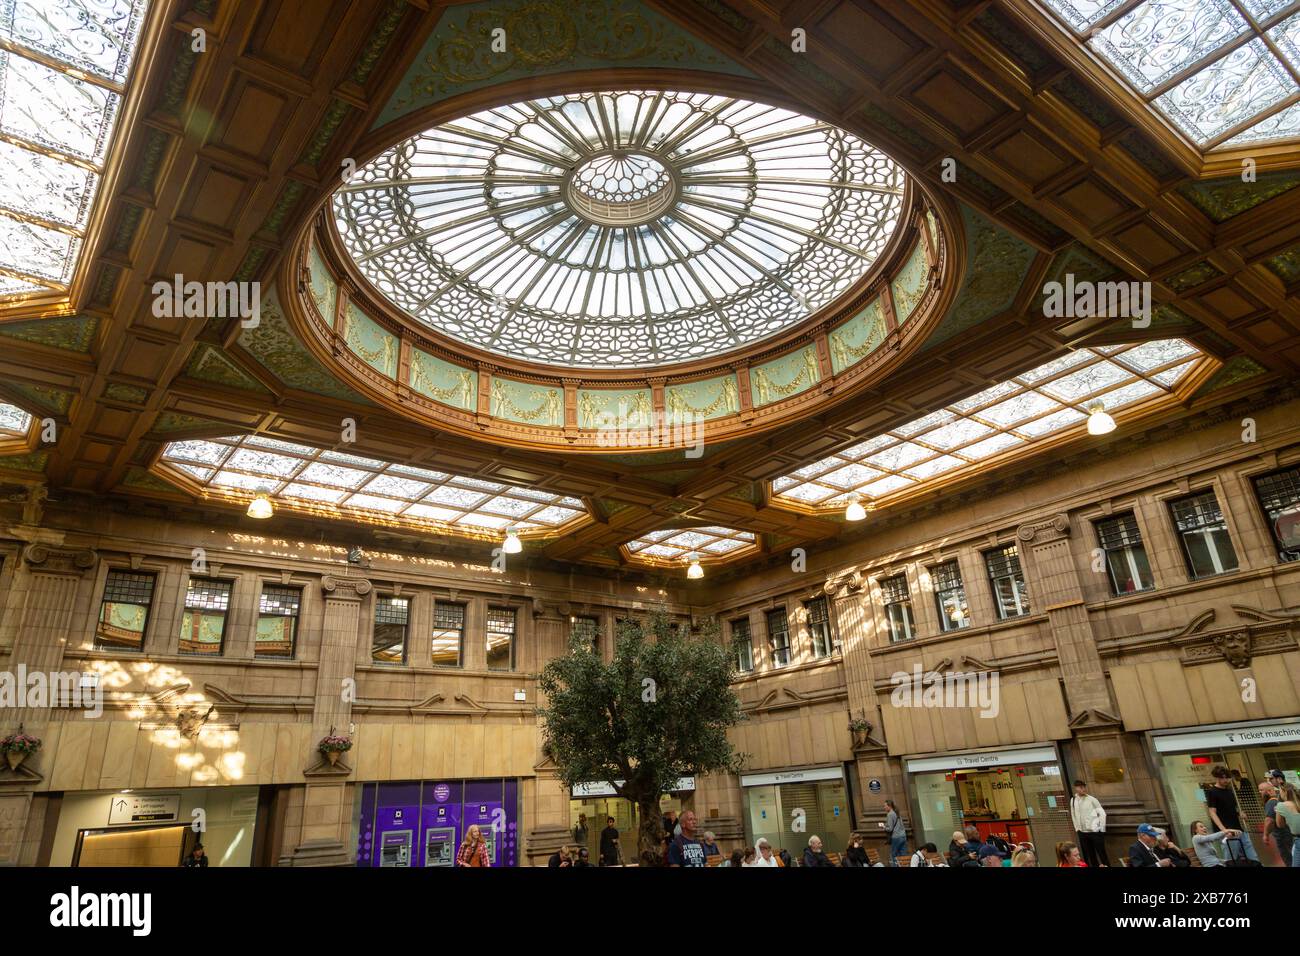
667,810 -> 707,867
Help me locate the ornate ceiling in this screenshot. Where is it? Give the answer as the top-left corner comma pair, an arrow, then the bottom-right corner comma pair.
0,0 -> 1297,581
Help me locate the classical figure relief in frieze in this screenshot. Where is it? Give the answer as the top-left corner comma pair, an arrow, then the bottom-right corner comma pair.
1172,605 -> 1299,668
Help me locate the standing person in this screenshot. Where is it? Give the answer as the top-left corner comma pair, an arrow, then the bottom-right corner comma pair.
1274,785 -> 1300,868
1129,823 -> 1173,868
1205,765 -> 1260,863
882,799 -> 908,864
457,824 -> 491,868
662,809 -> 678,840
572,813 -> 589,849
803,834 -> 834,867
182,842 -> 208,868
701,831 -> 721,858
751,838 -> 780,867
1070,780 -> 1107,869
598,815 -> 621,867
667,809 -> 707,867
1055,842 -> 1086,867
1263,776 -> 1293,867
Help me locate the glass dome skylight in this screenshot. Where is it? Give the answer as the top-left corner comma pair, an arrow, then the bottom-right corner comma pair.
333,90 -> 906,368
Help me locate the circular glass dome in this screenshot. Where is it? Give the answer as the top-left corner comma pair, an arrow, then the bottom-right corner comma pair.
332,90 -> 907,369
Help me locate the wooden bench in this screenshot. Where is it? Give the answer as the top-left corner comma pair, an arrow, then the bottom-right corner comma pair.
866,848 -> 882,866
705,855 -> 725,866
825,851 -> 841,867
896,855 -> 912,867
1186,847 -> 1202,867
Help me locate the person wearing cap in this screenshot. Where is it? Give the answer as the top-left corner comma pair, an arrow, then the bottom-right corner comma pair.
1129,824 -> 1173,867
977,842 -> 1005,867
182,842 -> 208,867
1263,771 -> 1293,867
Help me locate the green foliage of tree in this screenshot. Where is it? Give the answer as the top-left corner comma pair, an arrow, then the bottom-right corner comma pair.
536,607 -> 746,866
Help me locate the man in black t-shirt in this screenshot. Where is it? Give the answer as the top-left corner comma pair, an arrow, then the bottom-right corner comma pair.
1206,765 -> 1259,863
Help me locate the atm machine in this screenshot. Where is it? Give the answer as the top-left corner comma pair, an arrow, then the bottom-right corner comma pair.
424,827 -> 456,867
379,830 -> 413,867
478,827 -> 497,865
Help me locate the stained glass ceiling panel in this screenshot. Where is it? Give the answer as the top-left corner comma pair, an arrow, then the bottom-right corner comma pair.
333,90 -> 906,368
0,402 -> 33,436
771,339 -> 1206,511
0,0 -> 149,296
1039,0 -> 1300,149
157,435 -> 588,536
624,526 -> 757,564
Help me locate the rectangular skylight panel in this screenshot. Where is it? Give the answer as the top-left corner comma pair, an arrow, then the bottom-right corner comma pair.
320,449 -> 387,470
455,476 -> 508,493
0,275 -> 45,296
841,434 -> 895,458
1153,359 -> 1197,385
667,531 -> 711,549
455,513 -> 511,529
704,538 -> 746,553
363,475 -> 430,499
345,493 -> 407,513
779,483 -> 837,505
639,544 -> 680,558
1042,0 -> 1132,31
0,216 -> 79,283
894,408 -> 955,437
904,455 -> 965,479
0,403 -> 32,432
1113,338 -> 1199,372
1222,100 -> 1300,145
245,436 -> 317,456
171,463 -> 211,481
958,432 -> 1025,460
479,495 -> 535,517
388,464 -> 450,483
951,380 -> 1017,412
1268,10 -> 1300,71
857,474 -> 914,498
425,485 -> 487,508
1091,0 -> 1248,93
529,505 -> 580,525
864,440 -> 932,471
0,52 -> 118,162
920,418 -> 993,450
1156,39 -> 1296,144
557,496 -> 586,509
224,448 -> 301,478
1015,350 -> 1092,384
1039,360 -> 1131,401
165,440 -> 230,465
1098,379 -> 1162,408
819,462 -> 884,489
976,390 -> 1060,426
792,459 -> 837,480
212,470 -> 272,492
2,0 -> 147,84
1014,407 -> 1087,437
404,503 -> 461,522
297,462 -> 369,489
0,140 -> 96,228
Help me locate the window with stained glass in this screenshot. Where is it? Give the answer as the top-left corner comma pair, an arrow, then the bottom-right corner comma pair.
431,602 -> 465,667
96,569 -> 154,651
180,578 -> 232,656
256,585 -> 301,659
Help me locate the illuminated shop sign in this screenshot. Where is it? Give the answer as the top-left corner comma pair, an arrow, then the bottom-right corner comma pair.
1153,722 -> 1300,753
905,746 -> 1058,774
739,766 -> 844,788
570,777 -> 696,798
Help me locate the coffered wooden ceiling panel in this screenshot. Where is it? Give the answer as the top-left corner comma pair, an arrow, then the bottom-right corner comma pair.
0,0 -> 1296,579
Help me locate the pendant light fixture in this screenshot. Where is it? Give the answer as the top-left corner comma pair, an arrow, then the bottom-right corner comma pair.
1086,399 -> 1116,435
503,527 -> 522,554
845,492 -> 867,521
686,553 -> 704,579
246,490 -> 274,519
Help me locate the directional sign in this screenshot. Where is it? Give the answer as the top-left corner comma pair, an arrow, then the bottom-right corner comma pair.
108,793 -> 180,826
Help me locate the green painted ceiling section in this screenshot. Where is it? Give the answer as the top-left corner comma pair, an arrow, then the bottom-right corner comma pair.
1193,356 -> 1267,397
0,314 -> 98,352
186,343 -> 271,395
920,204 -> 1037,352
374,0 -> 756,130
1178,170 -> 1300,223
236,283 -> 374,404
6,383 -> 70,415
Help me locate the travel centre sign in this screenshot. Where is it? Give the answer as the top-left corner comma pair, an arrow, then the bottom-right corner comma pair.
1153,722 -> 1300,753
905,747 -> 1059,774
570,777 -> 695,798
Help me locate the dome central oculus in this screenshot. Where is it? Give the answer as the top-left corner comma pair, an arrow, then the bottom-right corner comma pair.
332,90 -> 907,369
566,151 -> 677,225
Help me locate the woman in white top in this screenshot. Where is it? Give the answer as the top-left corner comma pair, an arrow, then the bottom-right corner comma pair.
1190,820 -> 1241,867
747,838 -> 780,867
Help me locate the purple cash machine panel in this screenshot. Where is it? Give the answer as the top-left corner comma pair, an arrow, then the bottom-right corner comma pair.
370,782 -> 421,867
462,779 -> 519,867
419,780 -> 461,868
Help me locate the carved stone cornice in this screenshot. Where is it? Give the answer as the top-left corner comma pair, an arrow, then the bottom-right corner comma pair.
742,684 -> 848,714
1015,513 -> 1070,545
824,568 -> 865,596
1097,605 -> 1300,668
320,574 -> 371,600
21,544 -> 96,575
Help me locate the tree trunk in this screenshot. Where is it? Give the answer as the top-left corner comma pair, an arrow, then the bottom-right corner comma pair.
636,796 -> 665,867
